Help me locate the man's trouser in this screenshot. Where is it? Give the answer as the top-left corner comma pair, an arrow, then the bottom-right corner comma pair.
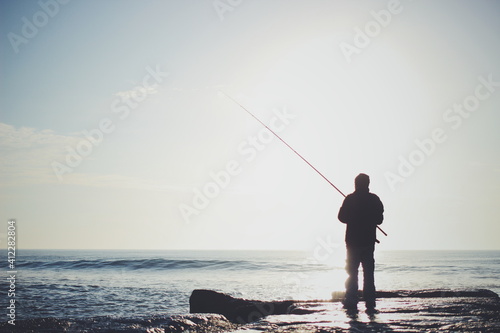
345,244 -> 376,304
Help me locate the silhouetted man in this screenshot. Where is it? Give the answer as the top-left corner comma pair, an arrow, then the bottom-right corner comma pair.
338,173 -> 384,310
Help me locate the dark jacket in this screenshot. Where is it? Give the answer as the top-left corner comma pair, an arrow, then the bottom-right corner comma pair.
338,190 -> 384,247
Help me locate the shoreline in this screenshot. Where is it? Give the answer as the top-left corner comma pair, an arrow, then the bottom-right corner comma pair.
1,289 -> 499,332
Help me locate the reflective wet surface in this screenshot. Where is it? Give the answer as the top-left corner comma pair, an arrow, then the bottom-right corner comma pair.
2,292 -> 499,332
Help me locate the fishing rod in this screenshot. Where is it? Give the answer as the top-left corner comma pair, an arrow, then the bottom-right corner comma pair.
221,91 -> 387,238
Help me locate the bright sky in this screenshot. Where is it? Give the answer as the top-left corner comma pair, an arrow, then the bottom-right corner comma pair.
1,0 -> 499,251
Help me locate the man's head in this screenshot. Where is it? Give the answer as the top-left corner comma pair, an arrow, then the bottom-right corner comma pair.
355,173 -> 370,192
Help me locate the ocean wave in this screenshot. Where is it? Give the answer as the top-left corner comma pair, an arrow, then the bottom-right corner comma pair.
15,258 -> 330,272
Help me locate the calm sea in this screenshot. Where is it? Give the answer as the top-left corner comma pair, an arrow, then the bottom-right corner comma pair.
0,249 -> 499,320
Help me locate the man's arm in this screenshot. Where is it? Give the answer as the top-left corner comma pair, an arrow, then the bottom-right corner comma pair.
374,195 -> 384,225
338,196 -> 352,224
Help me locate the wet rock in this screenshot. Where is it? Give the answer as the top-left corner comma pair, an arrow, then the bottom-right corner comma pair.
334,288 -> 500,301
0,317 -> 71,333
259,290 -> 500,333
189,289 -> 295,323
164,314 -> 236,332
0,314 -> 236,333
190,289 -> 500,332
407,288 -> 499,298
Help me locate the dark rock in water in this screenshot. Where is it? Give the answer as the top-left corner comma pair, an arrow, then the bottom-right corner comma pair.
190,289 -> 297,323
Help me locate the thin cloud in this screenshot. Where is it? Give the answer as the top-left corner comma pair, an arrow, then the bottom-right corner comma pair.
0,123 -> 80,186
0,122 -> 185,192
0,123 -> 74,149
61,173 -> 187,192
